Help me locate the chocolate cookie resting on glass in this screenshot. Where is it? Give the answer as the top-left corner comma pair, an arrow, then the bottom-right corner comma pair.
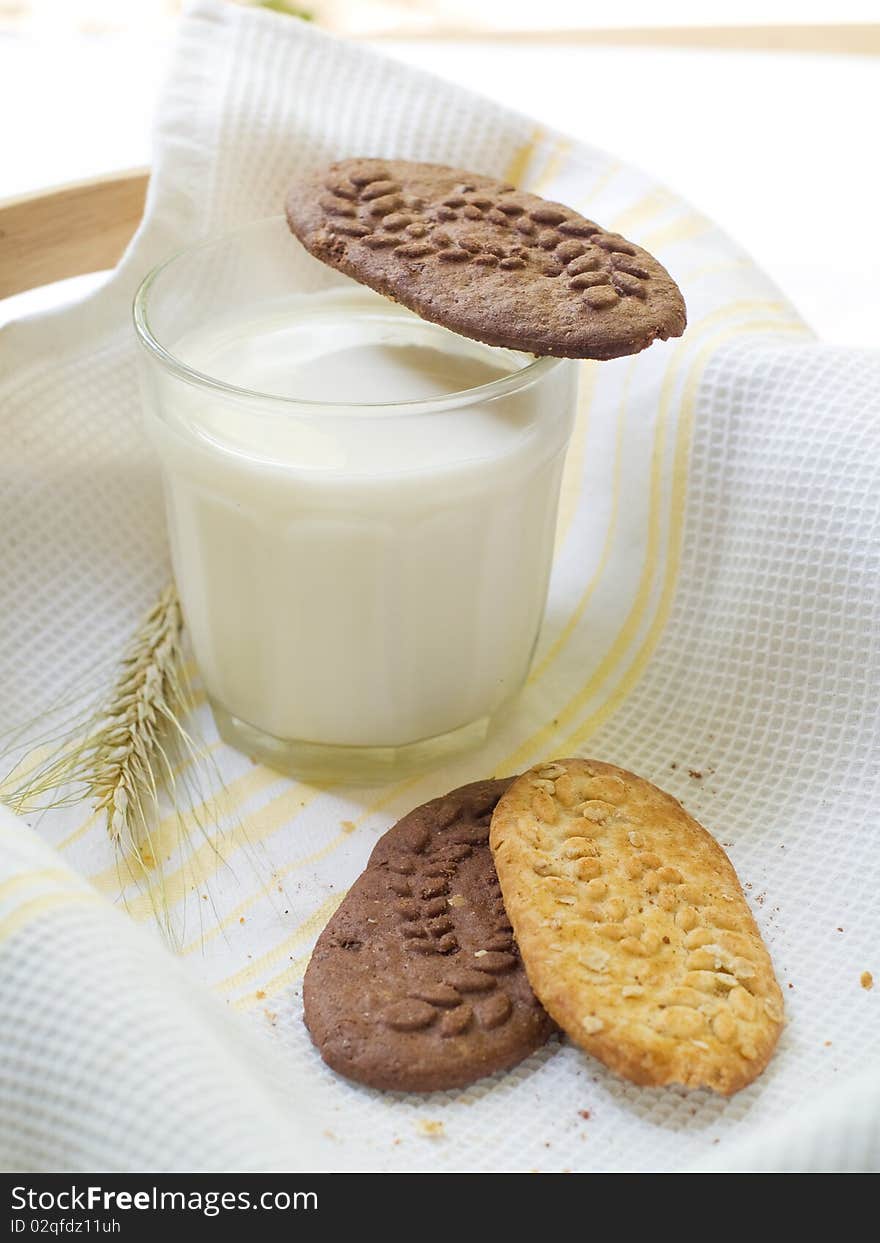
286,158 -> 686,360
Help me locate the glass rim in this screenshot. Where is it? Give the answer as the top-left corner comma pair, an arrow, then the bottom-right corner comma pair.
132,215 -> 568,416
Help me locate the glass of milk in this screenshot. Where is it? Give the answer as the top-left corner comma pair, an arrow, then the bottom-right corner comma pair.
134,217 -> 578,781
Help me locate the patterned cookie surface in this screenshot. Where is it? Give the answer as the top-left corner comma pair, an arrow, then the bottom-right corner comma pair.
489,759 -> 783,1095
303,779 -> 554,1092
286,159 -> 686,360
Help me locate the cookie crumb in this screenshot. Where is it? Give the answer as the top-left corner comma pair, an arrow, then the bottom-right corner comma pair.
239,916 -> 245,924
341,820 -> 356,833
256,990 -> 266,1000
861,971 -> 874,991
417,1119 -> 445,1138
578,1109 -> 591,1120
688,769 -> 702,780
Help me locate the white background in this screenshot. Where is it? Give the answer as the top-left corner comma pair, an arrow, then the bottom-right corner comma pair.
0,1 -> 878,344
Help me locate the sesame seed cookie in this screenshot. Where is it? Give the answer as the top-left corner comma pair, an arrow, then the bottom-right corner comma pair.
489,759 -> 783,1095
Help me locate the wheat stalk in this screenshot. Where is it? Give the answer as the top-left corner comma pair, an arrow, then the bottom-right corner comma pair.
0,585 -> 284,947
90,585 -> 186,853
1,585 -> 192,855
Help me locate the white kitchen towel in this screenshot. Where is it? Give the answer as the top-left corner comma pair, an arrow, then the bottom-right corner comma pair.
1,0 -> 877,1172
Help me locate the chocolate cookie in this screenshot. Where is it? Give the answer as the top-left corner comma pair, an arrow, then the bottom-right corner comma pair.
303,779 -> 555,1092
286,158 -> 686,360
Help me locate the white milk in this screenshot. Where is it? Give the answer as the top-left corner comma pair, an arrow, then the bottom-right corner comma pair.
147,287 -> 576,755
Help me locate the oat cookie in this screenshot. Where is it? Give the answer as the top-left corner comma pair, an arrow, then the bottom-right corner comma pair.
489,759 -> 783,1095
303,779 -> 555,1092
286,158 -> 686,360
